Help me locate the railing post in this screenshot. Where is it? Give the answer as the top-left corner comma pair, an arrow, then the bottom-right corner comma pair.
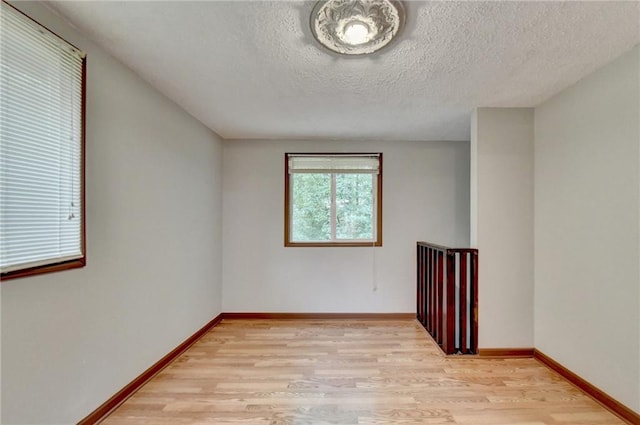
420,245 -> 426,326
459,252 -> 468,353
419,245 -> 425,326
416,244 -> 421,323
470,251 -> 479,354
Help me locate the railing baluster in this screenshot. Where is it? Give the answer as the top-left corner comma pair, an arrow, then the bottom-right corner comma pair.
443,252 -> 455,354
421,246 -> 426,326
433,250 -> 438,343
425,248 -> 430,332
429,248 -> 435,334
436,251 -> 443,345
430,248 -> 435,334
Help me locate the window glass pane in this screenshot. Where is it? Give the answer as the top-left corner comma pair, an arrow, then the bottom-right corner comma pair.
291,173 -> 331,241
336,173 -> 374,240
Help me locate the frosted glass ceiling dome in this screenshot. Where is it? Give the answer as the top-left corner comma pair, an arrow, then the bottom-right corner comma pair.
310,0 -> 405,56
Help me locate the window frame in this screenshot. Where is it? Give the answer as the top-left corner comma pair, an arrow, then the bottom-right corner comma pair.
0,1 -> 87,281
284,152 -> 382,247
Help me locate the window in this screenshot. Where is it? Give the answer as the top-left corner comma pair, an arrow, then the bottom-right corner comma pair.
0,2 -> 86,280
285,153 -> 382,247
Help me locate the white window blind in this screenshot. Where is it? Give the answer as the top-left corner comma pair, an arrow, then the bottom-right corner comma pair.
288,154 -> 380,174
0,2 -> 86,275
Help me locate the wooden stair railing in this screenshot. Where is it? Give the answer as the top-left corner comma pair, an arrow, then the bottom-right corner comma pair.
417,242 -> 478,354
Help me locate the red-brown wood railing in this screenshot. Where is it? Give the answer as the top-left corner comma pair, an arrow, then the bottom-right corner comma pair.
417,241 -> 478,354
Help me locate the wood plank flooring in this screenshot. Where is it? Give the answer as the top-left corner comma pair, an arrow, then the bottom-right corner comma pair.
102,319 -> 625,425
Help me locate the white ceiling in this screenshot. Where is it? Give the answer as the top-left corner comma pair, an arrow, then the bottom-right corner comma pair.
48,1 -> 639,141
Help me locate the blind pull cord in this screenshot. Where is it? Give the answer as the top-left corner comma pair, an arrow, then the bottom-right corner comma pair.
372,240 -> 377,292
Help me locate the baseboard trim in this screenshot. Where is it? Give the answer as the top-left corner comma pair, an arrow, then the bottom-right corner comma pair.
222,312 -> 415,320
77,313 -> 224,425
533,349 -> 639,425
478,348 -> 534,358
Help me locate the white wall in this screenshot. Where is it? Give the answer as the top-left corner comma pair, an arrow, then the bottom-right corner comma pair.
471,108 -> 535,349
0,2 -> 224,423
534,45 -> 640,413
223,139 -> 469,313
470,112 -> 478,248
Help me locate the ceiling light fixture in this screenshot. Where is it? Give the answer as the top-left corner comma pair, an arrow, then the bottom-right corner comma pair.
311,0 -> 405,56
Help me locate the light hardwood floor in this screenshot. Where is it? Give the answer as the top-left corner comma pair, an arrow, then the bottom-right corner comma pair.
102,319 -> 625,424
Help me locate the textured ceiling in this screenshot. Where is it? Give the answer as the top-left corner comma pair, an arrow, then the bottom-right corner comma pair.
48,1 -> 639,141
